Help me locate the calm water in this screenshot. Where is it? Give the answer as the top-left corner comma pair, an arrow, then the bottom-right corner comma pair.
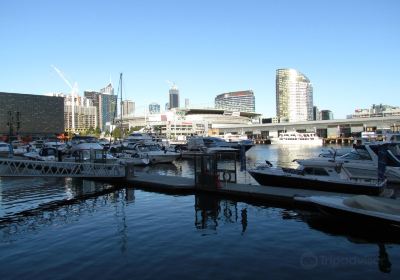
1,144 -> 399,279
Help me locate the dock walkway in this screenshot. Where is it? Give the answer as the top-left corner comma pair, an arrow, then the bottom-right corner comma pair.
127,172 -> 350,206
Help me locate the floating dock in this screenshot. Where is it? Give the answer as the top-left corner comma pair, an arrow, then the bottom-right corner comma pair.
125,172 -> 353,208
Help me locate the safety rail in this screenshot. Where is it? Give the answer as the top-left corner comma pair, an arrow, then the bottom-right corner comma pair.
0,158 -> 126,178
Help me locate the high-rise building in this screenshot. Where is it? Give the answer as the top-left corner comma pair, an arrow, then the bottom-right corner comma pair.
50,93 -> 97,133
214,90 -> 255,113
122,100 -> 135,117
276,68 -> 313,122
320,110 -> 334,120
149,102 -> 161,114
169,85 -> 179,109
185,98 -> 190,109
84,82 -> 116,131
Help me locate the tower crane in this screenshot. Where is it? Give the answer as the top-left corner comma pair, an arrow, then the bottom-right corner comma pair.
51,65 -> 78,132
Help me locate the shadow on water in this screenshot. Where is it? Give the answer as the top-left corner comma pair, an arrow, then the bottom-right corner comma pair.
289,209 -> 399,273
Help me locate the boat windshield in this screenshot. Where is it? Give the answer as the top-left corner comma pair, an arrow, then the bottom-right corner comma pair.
339,149 -> 372,160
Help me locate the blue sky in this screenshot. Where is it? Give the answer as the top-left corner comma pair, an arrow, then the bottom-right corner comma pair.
1,0 -> 399,119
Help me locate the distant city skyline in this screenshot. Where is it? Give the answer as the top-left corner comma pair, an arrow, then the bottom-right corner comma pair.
0,0 -> 399,119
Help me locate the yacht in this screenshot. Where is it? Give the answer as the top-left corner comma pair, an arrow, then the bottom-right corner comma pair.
248,162 -> 385,195
270,131 -> 323,145
296,143 -> 400,184
0,142 -> 11,157
123,143 -> 180,164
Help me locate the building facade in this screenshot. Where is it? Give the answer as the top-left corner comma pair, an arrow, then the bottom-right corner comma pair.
122,100 -> 135,117
347,104 -> 400,119
84,83 -> 117,131
320,110 -> 334,120
0,92 -> 64,137
169,86 -> 179,109
214,90 -> 255,113
51,93 -> 97,133
149,102 -> 161,114
276,68 -> 313,122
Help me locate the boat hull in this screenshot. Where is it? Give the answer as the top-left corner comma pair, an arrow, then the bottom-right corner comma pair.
297,196 -> 400,228
248,170 -> 384,195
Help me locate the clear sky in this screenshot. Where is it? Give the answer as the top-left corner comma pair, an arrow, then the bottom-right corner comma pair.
1,0 -> 399,119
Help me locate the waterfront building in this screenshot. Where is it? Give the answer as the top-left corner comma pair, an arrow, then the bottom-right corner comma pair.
123,108 -> 260,139
122,100 -> 135,117
215,90 -> 255,113
313,106 -> 320,121
84,83 -> 117,131
169,85 -> 179,109
149,102 -> 161,114
0,92 -> 64,137
52,93 -> 97,133
320,110 -> 334,120
276,68 -> 313,122
347,104 -> 400,119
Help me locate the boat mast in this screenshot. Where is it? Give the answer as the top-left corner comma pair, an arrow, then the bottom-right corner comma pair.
119,73 -> 123,139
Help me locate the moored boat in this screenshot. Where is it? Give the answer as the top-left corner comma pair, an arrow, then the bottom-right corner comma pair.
248,163 -> 386,195
295,195 -> 400,228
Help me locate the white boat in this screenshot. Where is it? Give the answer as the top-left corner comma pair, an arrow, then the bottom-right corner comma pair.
270,131 -> 323,145
114,152 -> 150,166
123,143 -> 180,164
0,142 -> 12,157
297,143 -> 400,184
295,195 -> 400,228
122,132 -> 157,147
23,147 -> 58,161
248,162 -> 386,195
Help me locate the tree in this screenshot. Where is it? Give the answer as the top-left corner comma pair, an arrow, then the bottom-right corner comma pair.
112,127 -> 122,140
105,130 -> 111,137
94,127 -> 101,137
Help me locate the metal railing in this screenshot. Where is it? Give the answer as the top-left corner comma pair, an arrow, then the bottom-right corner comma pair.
0,158 -> 126,178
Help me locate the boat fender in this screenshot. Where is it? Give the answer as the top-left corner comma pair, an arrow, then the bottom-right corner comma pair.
222,171 -> 231,182
265,160 -> 273,167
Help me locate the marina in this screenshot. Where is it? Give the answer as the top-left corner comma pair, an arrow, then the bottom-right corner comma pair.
1,144 -> 400,279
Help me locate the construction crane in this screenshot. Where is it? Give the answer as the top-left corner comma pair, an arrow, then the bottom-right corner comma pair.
51,65 -> 78,132
166,80 -> 178,90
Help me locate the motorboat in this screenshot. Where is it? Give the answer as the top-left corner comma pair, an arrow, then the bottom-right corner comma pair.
248,162 -> 386,195
113,152 -> 150,166
23,146 -> 59,161
295,195 -> 400,228
122,143 -> 180,164
122,132 -> 157,147
297,143 -> 400,184
0,142 -> 11,157
270,131 -> 323,145
181,136 -> 240,159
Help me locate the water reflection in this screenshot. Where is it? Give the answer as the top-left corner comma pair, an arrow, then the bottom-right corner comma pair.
194,194 -> 248,234
291,209 -> 399,273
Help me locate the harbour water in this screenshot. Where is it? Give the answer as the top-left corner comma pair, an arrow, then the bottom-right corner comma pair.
1,144 -> 399,279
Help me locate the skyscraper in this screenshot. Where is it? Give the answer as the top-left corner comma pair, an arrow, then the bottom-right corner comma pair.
276,68 -> 313,122
215,90 -> 255,113
84,82 -> 116,130
122,100 -> 135,117
169,85 -> 179,109
149,102 -> 161,114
